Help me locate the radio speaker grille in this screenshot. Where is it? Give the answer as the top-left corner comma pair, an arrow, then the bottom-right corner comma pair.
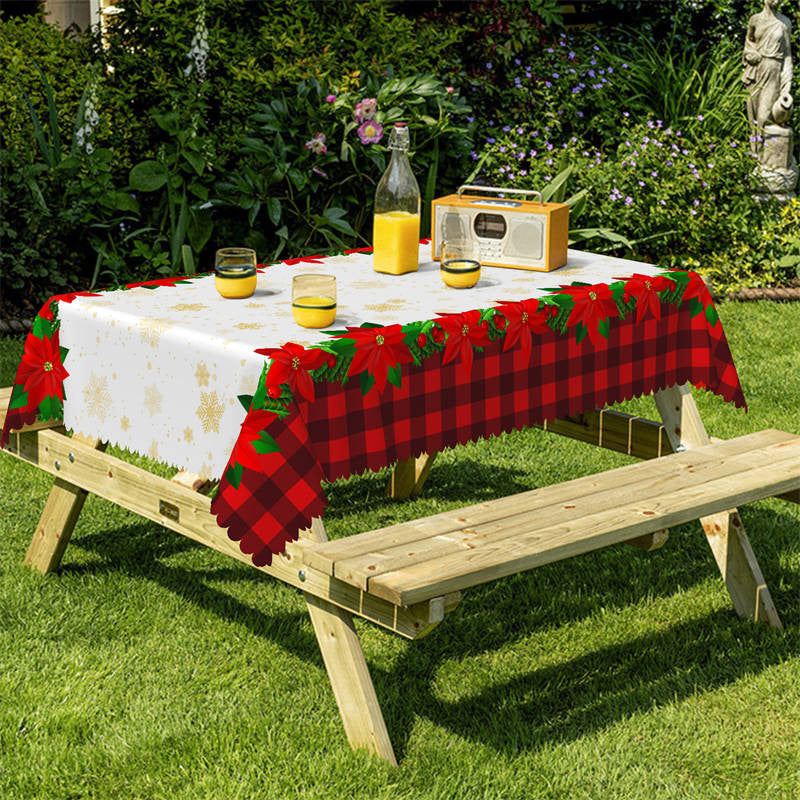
505,217 -> 545,262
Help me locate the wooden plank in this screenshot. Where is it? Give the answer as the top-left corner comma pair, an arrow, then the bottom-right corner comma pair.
655,384 -> 782,629
386,452 -> 438,500
776,489 -> 800,504
369,448 -> 800,606
301,430 -> 792,583
332,434 -> 798,591
386,456 -> 416,499
171,470 -> 210,493
411,452 -> 437,498
4,426 -> 442,638
302,518 -> 397,765
539,409 -> 673,460
627,529 -> 669,552
24,434 -> 105,575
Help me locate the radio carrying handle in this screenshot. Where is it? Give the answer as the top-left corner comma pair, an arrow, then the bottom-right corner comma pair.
457,185 -> 544,204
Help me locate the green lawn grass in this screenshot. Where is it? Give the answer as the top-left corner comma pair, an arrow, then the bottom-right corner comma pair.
1,301 -> 799,799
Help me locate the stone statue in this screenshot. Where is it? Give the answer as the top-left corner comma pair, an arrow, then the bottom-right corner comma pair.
742,0 -> 797,201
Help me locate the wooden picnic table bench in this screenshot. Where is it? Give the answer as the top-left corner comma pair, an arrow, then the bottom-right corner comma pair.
3,383 -> 799,765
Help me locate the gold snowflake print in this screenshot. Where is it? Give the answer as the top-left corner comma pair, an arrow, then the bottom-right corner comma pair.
194,362 -> 210,387
196,390 -> 224,434
170,303 -> 208,312
244,302 -> 263,309
138,318 -> 172,347
82,373 -> 111,421
183,426 -> 194,443
234,322 -> 263,330
143,384 -> 163,417
120,416 -> 131,431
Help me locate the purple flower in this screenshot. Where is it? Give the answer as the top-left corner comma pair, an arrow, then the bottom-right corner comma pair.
517,127 -> 524,134
508,173 -> 515,180
546,142 -> 554,151
553,72 -> 560,79
588,69 -> 595,77
355,97 -> 378,123
503,125 -> 511,132
638,180 -> 645,186
529,149 -> 537,157
624,196 -> 633,205
651,170 -> 658,177
576,111 -> 584,117
466,115 -> 474,123
544,81 -> 552,88
545,158 -> 553,165
305,132 -> 327,155
622,111 -> 630,118
470,151 -> 478,160
487,137 -> 496,144
499,145 -> 506,153
357,119 -> 383,144
569,50 -> 576,59
312,166 -> 328,177
486,61 -> 493,69
520,169 -> 528,176
325,94 -> 336,103
516,151 -> 525,159
697,114 -> 704,121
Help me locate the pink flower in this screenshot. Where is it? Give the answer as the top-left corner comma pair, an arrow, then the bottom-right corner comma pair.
304,132 -> 327,154
325,94 -> 336,103
446,86 -> 454,93
355,97 -> 378,123
357,119 -> 383,144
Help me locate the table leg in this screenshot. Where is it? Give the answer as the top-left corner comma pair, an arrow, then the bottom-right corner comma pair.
386,452 -> 437,499
301,518 -> 397,765
25,434 -> 105,575
654,384 -> 782,628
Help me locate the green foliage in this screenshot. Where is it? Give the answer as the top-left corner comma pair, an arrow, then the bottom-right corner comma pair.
220,73 -> 472,260
477,119 -> 781,289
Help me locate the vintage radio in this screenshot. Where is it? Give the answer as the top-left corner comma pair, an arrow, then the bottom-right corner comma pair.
431,185 -> 569,272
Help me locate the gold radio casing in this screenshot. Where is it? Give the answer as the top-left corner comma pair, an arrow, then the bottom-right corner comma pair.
431,185 -> 569,272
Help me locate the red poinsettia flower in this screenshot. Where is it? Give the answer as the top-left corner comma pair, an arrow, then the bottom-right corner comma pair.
16,330 -> 69,408
39,291 -> 103,321
333,324 -> 412,393
435,309 -> 491,376
494,298 -> 551,364
228,409 -> 279,472
254,341 -> 329,403
556,283 -> 620,346
615,273 -> 675,323
679,270 -> 711,304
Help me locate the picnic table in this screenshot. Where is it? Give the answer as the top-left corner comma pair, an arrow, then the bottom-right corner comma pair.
3,241 -> 799,766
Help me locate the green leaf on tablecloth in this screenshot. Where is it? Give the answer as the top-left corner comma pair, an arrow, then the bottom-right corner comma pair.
360,371 -> 375,396
225,462 -> 244,489
238,394 -> 253,412
688,297 -> 704,318
360,322 -> 383,329
252,430 -> 280,455
60,346 -> 69,362
575,322 -> 588,344
32,315 -> 55,341
598,317 -> 611,340
37,395 -> 60,421
387,364 -> 402,390
480,307 -> 497,323
705,303 -> 719,328
9,384 -> 28,410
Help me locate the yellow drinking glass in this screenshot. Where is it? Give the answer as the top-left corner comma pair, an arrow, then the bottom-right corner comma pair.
215,247 -> 257,298
440,239 -> 481,288
292,274 -> 337,328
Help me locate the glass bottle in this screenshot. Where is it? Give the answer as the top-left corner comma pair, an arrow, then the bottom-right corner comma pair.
372,122 -> 421,275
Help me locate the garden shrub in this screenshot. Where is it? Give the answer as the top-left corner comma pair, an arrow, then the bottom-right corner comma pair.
475,118 -> 789,291
0,14 -> 97,166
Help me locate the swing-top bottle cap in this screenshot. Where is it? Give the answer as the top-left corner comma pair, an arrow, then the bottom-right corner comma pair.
394,122 -> 407,127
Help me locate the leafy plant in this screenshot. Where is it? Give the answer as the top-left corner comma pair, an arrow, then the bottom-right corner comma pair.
219,73 -> 472,261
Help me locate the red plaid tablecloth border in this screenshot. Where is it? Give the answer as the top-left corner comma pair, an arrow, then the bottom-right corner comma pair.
210,296 -> 745,566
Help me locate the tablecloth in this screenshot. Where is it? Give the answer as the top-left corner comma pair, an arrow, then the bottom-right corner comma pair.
2,242 -> 745,567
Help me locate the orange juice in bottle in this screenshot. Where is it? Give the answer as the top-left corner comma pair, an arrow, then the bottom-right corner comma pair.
373,122 -> 421,275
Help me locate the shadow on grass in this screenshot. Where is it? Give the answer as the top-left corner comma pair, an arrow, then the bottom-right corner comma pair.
63,499 -> 798,763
